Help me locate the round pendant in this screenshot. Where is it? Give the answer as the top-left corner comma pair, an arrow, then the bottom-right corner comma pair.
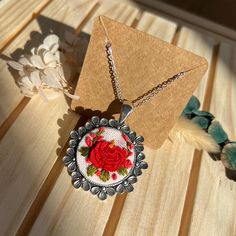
63,116 -> 148,200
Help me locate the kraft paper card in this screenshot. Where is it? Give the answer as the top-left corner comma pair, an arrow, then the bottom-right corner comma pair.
71,16 -> 208,148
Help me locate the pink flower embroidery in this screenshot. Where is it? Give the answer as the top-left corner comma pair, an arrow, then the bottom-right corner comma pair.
128,151 -> 133,157
124,159 -> 133,169
128,142 -> 134,150
122,133 -> 129,142
96,170 -> 102,176
99,127 -> 105,133
85,136 -> 93,147
89,133 -> 96,139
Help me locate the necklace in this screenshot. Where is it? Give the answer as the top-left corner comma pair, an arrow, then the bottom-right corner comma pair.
63,16 -> 187,200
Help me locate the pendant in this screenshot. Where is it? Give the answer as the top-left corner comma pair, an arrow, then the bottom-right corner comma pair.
63,102 -> 148,200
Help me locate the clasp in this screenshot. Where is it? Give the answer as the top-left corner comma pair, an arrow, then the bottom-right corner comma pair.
119,101 -> 134,124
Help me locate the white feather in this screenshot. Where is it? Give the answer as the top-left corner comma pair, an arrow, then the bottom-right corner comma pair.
169,117 -> 220,153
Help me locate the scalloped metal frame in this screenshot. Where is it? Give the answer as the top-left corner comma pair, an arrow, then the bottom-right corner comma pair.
63,116 -> 148,200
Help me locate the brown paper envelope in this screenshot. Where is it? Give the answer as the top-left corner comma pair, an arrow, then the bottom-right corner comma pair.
71,16 -> 208,148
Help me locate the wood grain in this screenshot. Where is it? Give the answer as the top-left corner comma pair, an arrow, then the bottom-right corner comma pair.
188,42 -> 236,236
0,0 -> 98,235
28,1 -> 140,236
114,17 -> 216,236
82,0 -> 139,34
0,0 -> 52,50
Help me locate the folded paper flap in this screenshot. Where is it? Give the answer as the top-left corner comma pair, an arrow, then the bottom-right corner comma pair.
87,16 -> 207,102
71,16 -> 208,148
100,16 -> 208,68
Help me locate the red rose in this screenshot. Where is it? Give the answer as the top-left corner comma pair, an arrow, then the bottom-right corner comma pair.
95,170 -> 102,176
124,159 -> 133,168
87,140 -> 128,172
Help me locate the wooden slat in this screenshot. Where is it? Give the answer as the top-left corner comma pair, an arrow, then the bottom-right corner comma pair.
114,17 -> 216,235
188,42 -> 236,236
177,27 -> 217,102
136,12 -> 177,41
28,1 -> 140,235
0,0 -> 97,128
0,0 -> 98,235
82,0 -> 139,34
0,0 -> 51,49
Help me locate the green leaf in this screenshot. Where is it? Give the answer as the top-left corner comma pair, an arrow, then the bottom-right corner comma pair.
100,170 -> 110,182
191,116 -> 210,129
182,96 -> 200,117
117,167 -> 128,176
79,146 -> 89,157
208,121 -> 228,144
87,165 -> 97,176
221,142 -> 236,170
96,131 -> 103,137
192,109 -> 214,120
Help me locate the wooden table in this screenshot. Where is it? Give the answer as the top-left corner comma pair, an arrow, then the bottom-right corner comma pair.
0,0 -> 235,235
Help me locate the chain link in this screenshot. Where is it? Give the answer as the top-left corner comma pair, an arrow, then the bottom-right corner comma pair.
105,42 -> 124,103
105,42 -> 185,108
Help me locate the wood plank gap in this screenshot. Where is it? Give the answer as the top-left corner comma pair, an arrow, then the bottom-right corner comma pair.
0,97 -> 30,141
102,193 -> 128,236
75,1 -> 101,34
202,44 -> 220,111
171,25 -> 182,45
178,149 -> 203,236
130,10 -> 144,28
178,43 -> 220,236
0,0 -> 53,53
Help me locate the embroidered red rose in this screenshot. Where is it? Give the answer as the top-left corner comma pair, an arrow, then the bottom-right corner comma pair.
87,140 -> 128,172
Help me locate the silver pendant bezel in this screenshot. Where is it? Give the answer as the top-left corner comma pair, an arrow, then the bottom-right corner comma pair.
63,116 -> 148,200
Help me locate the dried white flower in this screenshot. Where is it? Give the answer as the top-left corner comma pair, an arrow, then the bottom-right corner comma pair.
7,34 -> 79,101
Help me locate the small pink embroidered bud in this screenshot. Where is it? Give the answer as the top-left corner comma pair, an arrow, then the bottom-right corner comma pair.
96,170 -> 102,176
124,159 -> 133,168
111,173 -> 117,180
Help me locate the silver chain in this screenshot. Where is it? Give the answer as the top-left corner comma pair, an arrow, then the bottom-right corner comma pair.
105,42 -> 185,108
105,42 -> 124,102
